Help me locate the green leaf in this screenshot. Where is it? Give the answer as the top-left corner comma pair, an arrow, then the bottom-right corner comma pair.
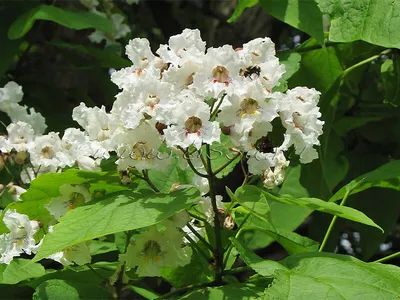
381,57 -> 400,106
317,0 -> 400,48
0,259 -> 45,285
8,4 -> 112,40
160,247 -> 213,288
33,188 -> 199,261
49,41 -> 131,69
230,237 -> 288,277
227,186 -> 270,223
274,51 -> 302,92
233,207 -> 318,254
261,188 -> 383,231
333,116 -> 384,136
264,252 -> 400,299
28,263 -> 116,289
181,284 -> 264,299
89,240 -> 118,256
127,285 -> 160,300
290,38 -> 343,94
322,131 -> 349,191
0,169 -> 129,233
330,160 -> 400,202
259,0 -> 324,44
147,156 -> 194,193
33,279 -> 111,300
0,4 -> 30,78
228,0 -> 258,23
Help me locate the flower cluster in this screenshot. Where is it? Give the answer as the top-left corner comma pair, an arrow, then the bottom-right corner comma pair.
0,83 -> 103,184
73,29 -> 323,189
0,29 -> 325,275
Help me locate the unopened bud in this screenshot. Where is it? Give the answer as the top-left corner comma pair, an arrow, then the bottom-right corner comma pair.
223,214 -> 235,230
156,122 -> 167,135
14,151 -> 27,165
221,126 -> 231,136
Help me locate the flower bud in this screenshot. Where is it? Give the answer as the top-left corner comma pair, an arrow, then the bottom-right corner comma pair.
14,151 -> 27,165
155,122 -> 167,135
221,126 -> 231,136
223,214 -> 235,230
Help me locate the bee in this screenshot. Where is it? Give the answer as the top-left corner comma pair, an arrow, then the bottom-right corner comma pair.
241,66 -> 261,79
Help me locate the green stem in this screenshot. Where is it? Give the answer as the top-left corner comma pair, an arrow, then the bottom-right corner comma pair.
374,251 -> 400,264
142,170 -> 160,193
187,211 -> 209,224
115,231 -> 133,299
205,144 -> 224,283
223,214 -> 249,268
158,281 -> 214,299
222,265 -> 253,276
212,152 -> 241,176
278,41 -> 339,54
240,154 -> 249,186
178,147 -> 208,178
210,94 -> 226,121
319,189 -> 351,252
343,49 -> 391,77
186,223 -> 214,252
185,234 -> 211,264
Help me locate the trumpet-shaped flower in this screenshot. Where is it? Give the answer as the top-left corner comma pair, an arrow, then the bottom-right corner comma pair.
120,222 -> 192,277
0,210 -> 40,264
46,184 -> 92,220
163,91 -> 220,149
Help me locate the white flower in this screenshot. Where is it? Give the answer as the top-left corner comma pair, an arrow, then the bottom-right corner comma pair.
275,87 -> 324,163
89,13 -> 130,45
28,132 -> 74,168
163,91 -> 220,150
126,38 -> 156,69
237,38 -> 285,92
0,82 -> 46,135
76,156 -> 102,171
61,128 -> 102,168
0,121 -> 35,153
240,37 -> 277,65
111,78 -> 175,129
115,122 -> 169,172
192,45 -> 242,98
0,210 -> 40,264
221,81 -> 278,123
262,151 -> 289,189
72,103 -> 120,155
48,242 -> 91,266
156,29 -> 206,66
0,82 -> 23,112
120,222 -> 192,277
46,184 -> 92,220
